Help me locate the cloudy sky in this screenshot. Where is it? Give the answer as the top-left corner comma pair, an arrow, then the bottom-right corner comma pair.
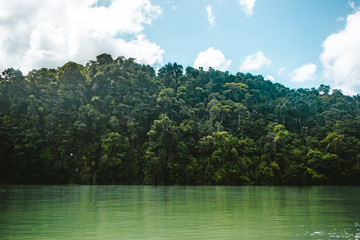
1,0 -> 360,95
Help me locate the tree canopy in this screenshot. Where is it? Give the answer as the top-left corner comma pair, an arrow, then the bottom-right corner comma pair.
1,54 -> 360,185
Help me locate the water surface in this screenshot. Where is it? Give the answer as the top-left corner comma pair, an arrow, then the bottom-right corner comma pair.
0,185 -> 359,239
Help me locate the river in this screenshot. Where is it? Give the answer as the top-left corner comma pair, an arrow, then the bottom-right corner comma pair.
0,185 -> 359,239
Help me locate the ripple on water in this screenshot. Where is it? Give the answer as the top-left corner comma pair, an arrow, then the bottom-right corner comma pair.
1,186 -> 360,239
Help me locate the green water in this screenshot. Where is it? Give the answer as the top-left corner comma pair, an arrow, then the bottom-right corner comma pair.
0,186 -> 359,239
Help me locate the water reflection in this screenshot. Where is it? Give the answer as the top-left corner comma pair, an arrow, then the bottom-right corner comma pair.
0,185 -> 359,239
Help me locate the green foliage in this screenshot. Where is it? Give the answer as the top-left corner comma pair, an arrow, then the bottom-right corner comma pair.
1,53 -> 359,185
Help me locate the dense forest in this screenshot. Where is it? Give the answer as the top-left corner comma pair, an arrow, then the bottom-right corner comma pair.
1,53 -> 360,185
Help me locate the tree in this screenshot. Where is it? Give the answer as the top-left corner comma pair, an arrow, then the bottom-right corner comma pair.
96,132 -> 132,184
145,114 -> 179,184
1,54 -> 360,186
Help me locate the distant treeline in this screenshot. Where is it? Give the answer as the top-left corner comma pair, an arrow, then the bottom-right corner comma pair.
1,53 -> 360,185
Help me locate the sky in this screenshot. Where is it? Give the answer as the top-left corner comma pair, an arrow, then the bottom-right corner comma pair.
1,0 -> 360,95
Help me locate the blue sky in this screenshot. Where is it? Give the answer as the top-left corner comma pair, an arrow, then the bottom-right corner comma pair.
146,0 -> 357,93
1,0 -> 360,95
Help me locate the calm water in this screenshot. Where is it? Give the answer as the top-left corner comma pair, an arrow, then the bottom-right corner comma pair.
0,186 -> 359,239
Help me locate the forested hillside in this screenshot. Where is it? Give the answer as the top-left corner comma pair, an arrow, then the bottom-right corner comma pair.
1,54 -> 360,185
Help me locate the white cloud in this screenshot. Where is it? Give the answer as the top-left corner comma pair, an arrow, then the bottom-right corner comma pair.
239,51 -> 272,72
337,16 -> 345,23
320,10 -> 360,95
266,75 -> 275,81
239,0 -> 256,17
348,1 -> 360,11
349,1 -> 356,10
206,4 -> 215,28
290,63 -> 317,82
0,0 -> 163,73
278,67 -> 285,76
193,47 -> 231,71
